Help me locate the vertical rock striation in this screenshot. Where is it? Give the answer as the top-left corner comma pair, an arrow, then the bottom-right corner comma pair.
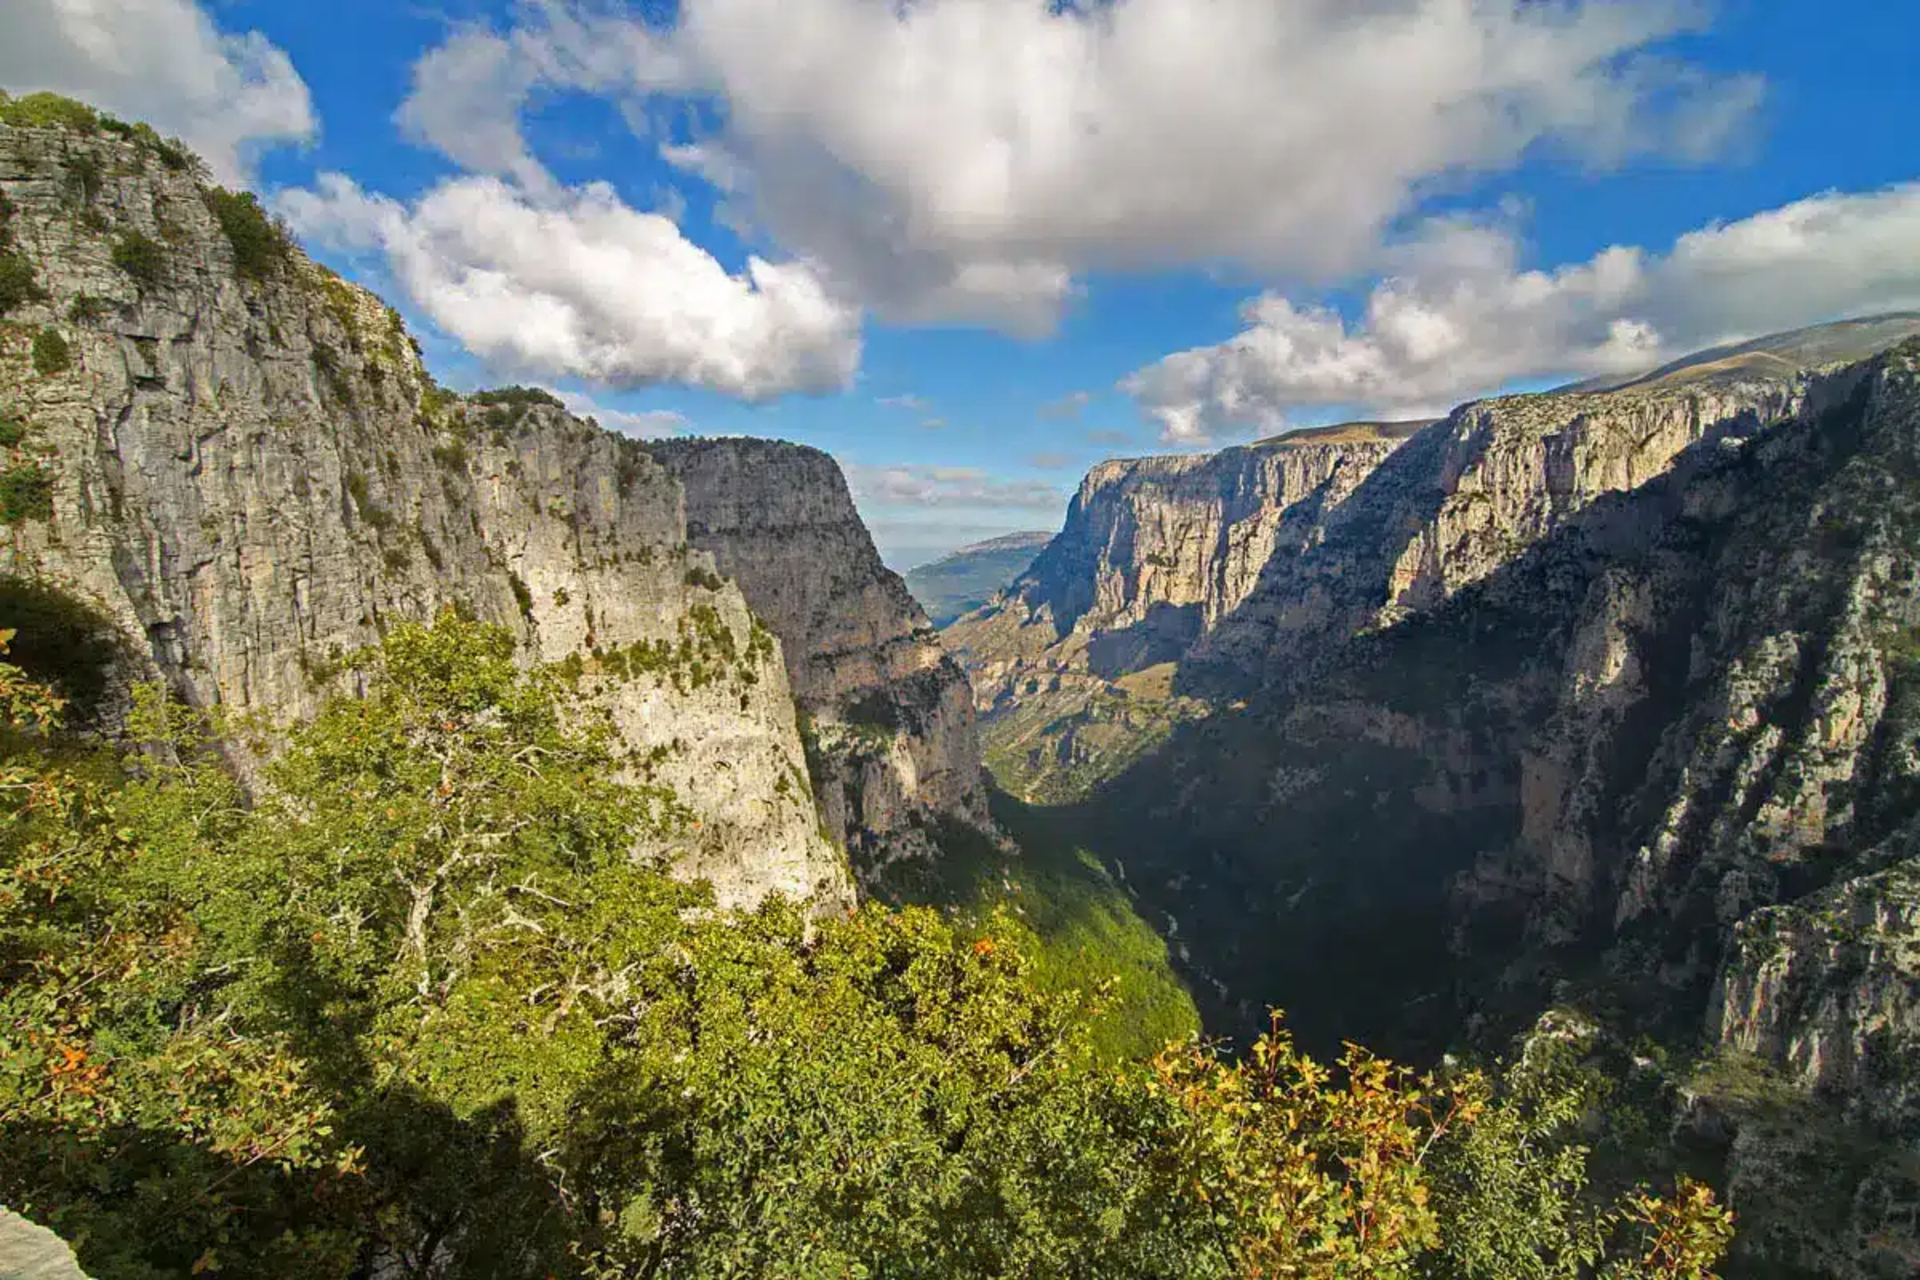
649,438 -> 989,876
0,113 -> 849,911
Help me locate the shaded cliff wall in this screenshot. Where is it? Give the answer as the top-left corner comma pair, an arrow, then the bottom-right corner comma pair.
650,439 -> 989,875
0,114 -> 849,911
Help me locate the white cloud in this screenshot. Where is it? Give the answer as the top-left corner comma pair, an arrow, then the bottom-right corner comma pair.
278,172 -> 862,401
845,463 -> 1065,513
1123,185 -> 1920,442
399,0 -> 1757,332
0,0 -> 315,185
552,390 -> 690,439
876,394 -> 930,411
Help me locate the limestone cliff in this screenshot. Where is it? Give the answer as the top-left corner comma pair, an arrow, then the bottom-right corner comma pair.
944,422 -> 1420,799
1052,339 -> 1920,1280
962,323 -> 1920,1276
650,438 -> 989,877
0,112 -> 849,910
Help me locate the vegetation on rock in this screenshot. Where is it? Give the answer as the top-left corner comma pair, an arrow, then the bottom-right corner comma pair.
0,612 -> 1731,1278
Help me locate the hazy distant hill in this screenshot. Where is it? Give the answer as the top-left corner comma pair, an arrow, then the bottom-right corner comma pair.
905,532 -> 1054,625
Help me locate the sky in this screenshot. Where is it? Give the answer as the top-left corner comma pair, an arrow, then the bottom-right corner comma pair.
4,1 -> 1920,568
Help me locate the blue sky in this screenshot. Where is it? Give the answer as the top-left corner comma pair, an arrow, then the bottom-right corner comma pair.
7,1 -> 1920,567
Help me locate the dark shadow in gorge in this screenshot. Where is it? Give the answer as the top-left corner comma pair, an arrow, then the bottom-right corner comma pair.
1024,368 -> 1893,1067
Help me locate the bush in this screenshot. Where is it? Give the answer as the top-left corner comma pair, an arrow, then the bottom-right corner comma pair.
470,385 -> 563,411
0,252 -> 44,315
0,91 -> 101,132
205,187 -> 292,281
0,418 -> 26,448
507,570 -> 535,619
0,611 -> 1737,1279
66,294 -> 111,324
111,231 -> 167,289
344,470 -> 393,532
0,461 -> 53,522
30,328 -> 72,376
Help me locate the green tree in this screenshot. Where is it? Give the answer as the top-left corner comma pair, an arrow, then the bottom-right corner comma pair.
0,609 -> 1735,1279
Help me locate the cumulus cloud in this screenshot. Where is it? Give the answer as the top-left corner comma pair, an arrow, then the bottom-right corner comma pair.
552,390 -> 690,439
1124,185 -> 1920,442
0,0 -> 316,184
278,172 -> 862,401
398,0 -> 1756,333
845,464 -> 1065,513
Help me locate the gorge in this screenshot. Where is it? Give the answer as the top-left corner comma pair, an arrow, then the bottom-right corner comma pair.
2,89 -> 1915,1279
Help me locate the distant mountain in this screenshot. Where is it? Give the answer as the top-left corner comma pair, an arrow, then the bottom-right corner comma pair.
1561,312 -> 1920,394
905,531 -> 1054,625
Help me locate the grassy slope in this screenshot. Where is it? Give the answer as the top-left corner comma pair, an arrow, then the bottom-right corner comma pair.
871,791 -> 1200,1062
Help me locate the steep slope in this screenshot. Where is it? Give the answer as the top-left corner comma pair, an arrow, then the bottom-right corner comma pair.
903,530 -> 1050,626
1058,341 -> 1920,1277
649,439 -> 991,877
0,108 -> 849,910
944,421 -> 1423,800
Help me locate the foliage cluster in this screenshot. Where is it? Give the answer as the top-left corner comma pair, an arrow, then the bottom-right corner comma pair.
0,251 -> 42,315
0,613 -> 1735,1278
343,470 -> 394,533
204,187 -> 293,282
587,603 -> 763,698
30,327 -> 71,376
110,231 -> 166,290
0,191 -> 44,315
472,386 -> 564,435
0,463 -> 53,524
0,91 -> 195,171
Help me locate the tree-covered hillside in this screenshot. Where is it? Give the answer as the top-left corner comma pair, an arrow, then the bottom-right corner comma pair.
0,611 -> 1730,1278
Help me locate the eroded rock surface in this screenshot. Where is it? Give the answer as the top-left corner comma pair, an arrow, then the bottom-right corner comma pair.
651,438 -> 989,878
0,116 -> 849,911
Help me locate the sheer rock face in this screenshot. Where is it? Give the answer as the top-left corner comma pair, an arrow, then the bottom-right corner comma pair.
949,431 -> 1409,707
648,438 -> 989,875
0,118 -> 849,911
1711,849 -> 1920,1109
1190,383 -> 1814,684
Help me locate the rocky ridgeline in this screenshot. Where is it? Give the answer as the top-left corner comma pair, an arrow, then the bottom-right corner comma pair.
956,320 -> 1920,1275
943,424 -> 1418,798
1070,341 -> 1920,1276
0,112 -> 865,910
650,438 -> 990,877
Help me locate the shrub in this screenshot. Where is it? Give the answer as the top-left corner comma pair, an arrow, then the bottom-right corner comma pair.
507,571 -> 535,619
111,230 -> 167,289
66,294 -> 112,324
344,470 -> 393,532
429,441 -> 468,471
685,565 -> 725,592
0,461 -> 54,522
65,153 -> 103,204
0,252 -> 45,315
205,187 -> 292,281
0,91 -> 101,132
0,418 -> 26,448
31,328 -> 72,376
470,385 -> 563,411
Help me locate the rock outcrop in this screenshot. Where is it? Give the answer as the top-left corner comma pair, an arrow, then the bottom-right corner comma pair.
650,439 -> 990,878
944,422 -> 1421,799
0,113 -> 850,910
959,325 -> 1920,1276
